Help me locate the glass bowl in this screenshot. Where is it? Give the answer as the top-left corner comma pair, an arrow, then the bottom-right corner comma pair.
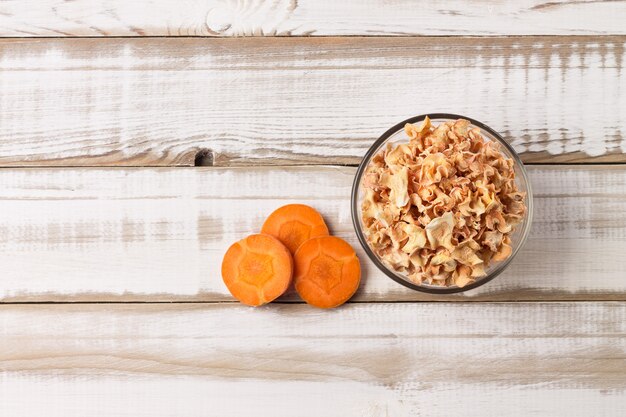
351,113 -> 533,294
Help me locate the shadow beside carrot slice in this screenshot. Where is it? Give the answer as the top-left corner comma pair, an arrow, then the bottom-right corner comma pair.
222,204 -> 360,308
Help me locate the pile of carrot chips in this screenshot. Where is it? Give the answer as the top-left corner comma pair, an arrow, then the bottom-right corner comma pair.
361,117 -> 526,287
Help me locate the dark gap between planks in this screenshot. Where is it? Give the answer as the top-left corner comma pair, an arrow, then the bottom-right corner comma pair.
1,298 -> 625,305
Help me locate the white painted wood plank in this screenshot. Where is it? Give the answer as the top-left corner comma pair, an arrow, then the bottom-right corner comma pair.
0,165 -> 624,302
0,37 -> 624,166
0,0 -> 624,36
0,303 -> 624,416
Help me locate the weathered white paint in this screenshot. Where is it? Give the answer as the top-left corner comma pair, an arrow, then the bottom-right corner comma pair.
0,38 -> 624,166
0,165 -> 624,302
0,7 -> 622,415
0,0 -> 624,36
3,377 -> 626,417
0,303 -> 624,416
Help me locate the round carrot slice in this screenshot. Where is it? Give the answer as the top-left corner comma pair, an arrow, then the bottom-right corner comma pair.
222,234 -> 293,307
261,204 -> 329,255
294,236 -> 361,309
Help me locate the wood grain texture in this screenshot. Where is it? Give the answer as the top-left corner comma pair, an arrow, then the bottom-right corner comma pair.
0,302 -> 624,416
0,37 -> 625,166
0,0 -> 625,37
0,165 -> 625,302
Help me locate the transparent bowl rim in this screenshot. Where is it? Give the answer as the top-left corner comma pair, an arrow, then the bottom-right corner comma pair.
350,113 -> 534,294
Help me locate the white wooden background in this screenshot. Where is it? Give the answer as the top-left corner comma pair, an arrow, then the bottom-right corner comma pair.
0,1 -> 625,416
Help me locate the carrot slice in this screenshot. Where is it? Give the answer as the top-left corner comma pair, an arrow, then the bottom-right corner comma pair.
261,204 -> 330,254
294,236 -> 361,309
222,234 -> 293,307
